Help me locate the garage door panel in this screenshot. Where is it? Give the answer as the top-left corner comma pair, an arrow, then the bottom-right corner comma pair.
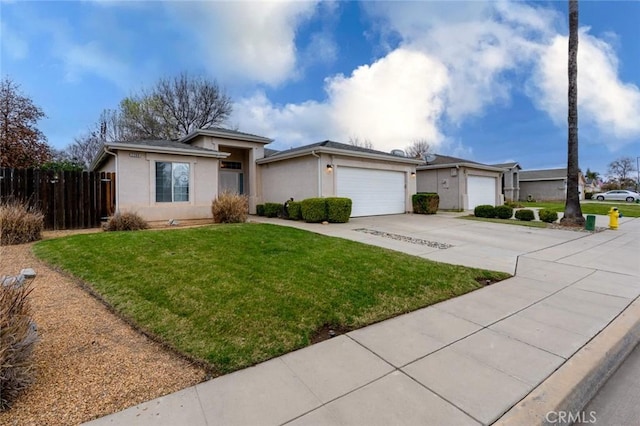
337,167 -> 405,217
468,176 -> 496,209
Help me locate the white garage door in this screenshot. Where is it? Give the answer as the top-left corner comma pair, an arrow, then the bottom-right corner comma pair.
467,175 -> 497,209
337,167 -> 405,217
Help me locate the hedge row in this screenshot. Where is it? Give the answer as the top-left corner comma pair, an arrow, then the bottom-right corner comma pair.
256,197 -> 352,223
473,204 -> 514,219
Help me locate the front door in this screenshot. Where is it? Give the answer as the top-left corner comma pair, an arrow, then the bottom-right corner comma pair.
219,170 -> 244,195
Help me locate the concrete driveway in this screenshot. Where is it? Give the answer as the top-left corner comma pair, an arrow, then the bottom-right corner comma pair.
253,213 -> 620,274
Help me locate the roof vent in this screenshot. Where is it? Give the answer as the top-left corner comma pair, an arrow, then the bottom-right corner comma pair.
390,149 -> 406,157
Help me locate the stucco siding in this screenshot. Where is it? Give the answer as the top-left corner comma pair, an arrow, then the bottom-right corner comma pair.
417,168 -> 461,210
260,156 -> 319,203
108,151 -> 219,221
519,180 -> 566,201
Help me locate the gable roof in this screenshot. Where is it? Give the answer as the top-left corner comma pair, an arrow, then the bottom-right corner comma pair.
491,162 -> 521,170
179,127 -> 272,145
519,168 -> 567,181
416,154 -> 504,172
257,140 -> 423,165
90,139 -> 229,171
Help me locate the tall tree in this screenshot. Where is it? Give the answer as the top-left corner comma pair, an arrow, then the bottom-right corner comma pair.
120,72 -> 232,140
607,157 -> 637,189
560,0 -> 584,226
585,168 -> 600,182
0,77 -> 52,168
347,135 -> 374,149
405,139 -> 431,159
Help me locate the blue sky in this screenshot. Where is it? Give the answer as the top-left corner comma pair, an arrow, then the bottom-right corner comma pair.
1,1 -> 639,176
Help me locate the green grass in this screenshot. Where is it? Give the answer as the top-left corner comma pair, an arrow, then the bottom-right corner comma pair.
459,215 -> 549,228
523,201 -> 640,217
33,224 -> 508,374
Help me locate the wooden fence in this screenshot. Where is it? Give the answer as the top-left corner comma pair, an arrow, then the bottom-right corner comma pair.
0,168 -> 116,230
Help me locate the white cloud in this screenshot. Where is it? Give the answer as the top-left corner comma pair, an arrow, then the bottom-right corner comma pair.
0,20 -> 29,60
60,40 -> 132,88
167,1 -> 319,86
529,29 -> 640,145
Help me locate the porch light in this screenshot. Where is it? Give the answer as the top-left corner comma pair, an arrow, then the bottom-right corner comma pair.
411,172 -> 416,178
326,164 -> 333,172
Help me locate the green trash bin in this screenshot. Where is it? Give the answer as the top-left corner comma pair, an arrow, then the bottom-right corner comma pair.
585,214 -> 596,231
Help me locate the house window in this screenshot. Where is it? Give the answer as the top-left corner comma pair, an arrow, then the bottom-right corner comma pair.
221,161 -> 242,170
156,162 -> 189,202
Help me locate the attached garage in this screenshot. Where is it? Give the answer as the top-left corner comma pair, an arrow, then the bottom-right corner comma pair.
467,175 -> 498,209
337,167 -> 406,216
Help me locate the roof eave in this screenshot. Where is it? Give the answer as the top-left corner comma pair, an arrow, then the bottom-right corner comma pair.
256,146 -> 423,165
180,129 -> 273,145
417,162 -> 504,172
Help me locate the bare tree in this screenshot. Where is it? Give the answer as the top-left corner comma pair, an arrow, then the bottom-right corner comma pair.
560,0 -> 584,226
347,135 -> 374,149
607,157 -> 636,182
405,139 -> 431,159
0,77 -> 52,168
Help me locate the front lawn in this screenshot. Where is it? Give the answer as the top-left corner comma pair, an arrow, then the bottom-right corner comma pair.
523,201 -> 640,217
33,224 -> 508,374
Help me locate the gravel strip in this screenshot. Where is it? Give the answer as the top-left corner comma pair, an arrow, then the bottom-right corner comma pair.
0,236 -> 207,425
353,228 -> 453,249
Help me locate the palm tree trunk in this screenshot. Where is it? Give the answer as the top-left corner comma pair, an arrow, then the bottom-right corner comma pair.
561,0 -> 585,226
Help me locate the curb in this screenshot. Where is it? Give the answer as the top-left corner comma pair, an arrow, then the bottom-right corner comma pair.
494,296 -> 640,425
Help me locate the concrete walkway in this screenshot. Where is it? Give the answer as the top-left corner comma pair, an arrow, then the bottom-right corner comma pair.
86,215 -> 640,426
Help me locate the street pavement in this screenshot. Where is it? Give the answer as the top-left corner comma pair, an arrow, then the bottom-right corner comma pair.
85,213 -> 640,426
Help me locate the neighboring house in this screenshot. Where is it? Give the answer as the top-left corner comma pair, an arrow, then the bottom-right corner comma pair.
416,155 -> 504,210
491,162 -> 521,202
91,129 -> 422,220
257,141 -> 422,217
584,178 -> 602,194
518,168 -> 586,201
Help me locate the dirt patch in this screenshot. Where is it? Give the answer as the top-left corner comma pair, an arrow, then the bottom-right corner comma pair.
475,276 -> 503,286
0,240 -> 207,425
310,324 -> 353,344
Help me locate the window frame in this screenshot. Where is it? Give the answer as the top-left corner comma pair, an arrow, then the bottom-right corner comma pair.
155,161 -> 190,203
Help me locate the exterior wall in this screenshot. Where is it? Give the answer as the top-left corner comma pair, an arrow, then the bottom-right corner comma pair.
101,156 -> 116,172
502,169 -> 520,202
259,153 -> 417,213
260,156 -> 319,203
100,150 -> 219,221
519,180 -> 566,201
416,168 -> 462,210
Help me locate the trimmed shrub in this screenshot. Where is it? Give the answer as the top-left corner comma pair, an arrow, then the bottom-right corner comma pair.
256,204 -> 265,217
505,201 -> 524,209
474,205 -> 496,218
514,209 -> 535,221
412,193 -> 439,214
585,192 -> 593,200
538,209 -> 558,223
301,198 -> 327,223
326,197 -> 352,223
0,201 -> 44,246
494,205 -> 514,219
211,192 -> 249,223
263,203 -> 282,218
287,201 -> 302,220
104,211 -> 149,231
0,277 -> 38,410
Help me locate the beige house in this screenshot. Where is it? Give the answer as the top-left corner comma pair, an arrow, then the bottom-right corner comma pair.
91,128 -> 272,221
491,162 -> 521,202
416,155 -> 504,210
92,130 -> 422,220
258,141 -> 422,217
518,168 -> 586,201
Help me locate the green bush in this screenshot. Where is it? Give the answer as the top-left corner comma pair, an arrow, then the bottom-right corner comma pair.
494,205 -> 514,219
104,211 -> 149,231
412,193 -> 439,214
256,204 -> 265,216
0,278 -> 38,410
474,205 -> 496,218
538,209 -> 558,223
263,203 -> 282,218
505,201 -> 524,208
0,201 -> 44,246
301,198 -> 327,223
326,197 -> 352,223
212,192 -> 248,223
585,192 -> 593,200
287,201 -> 302,220
514,209 -> 535,221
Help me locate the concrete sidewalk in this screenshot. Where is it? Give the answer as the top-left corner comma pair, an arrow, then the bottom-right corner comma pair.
86,216 -> 640,426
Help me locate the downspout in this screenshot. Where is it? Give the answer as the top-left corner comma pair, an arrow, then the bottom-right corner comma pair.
103,147 -> 120,214
311,150 -> 321,197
